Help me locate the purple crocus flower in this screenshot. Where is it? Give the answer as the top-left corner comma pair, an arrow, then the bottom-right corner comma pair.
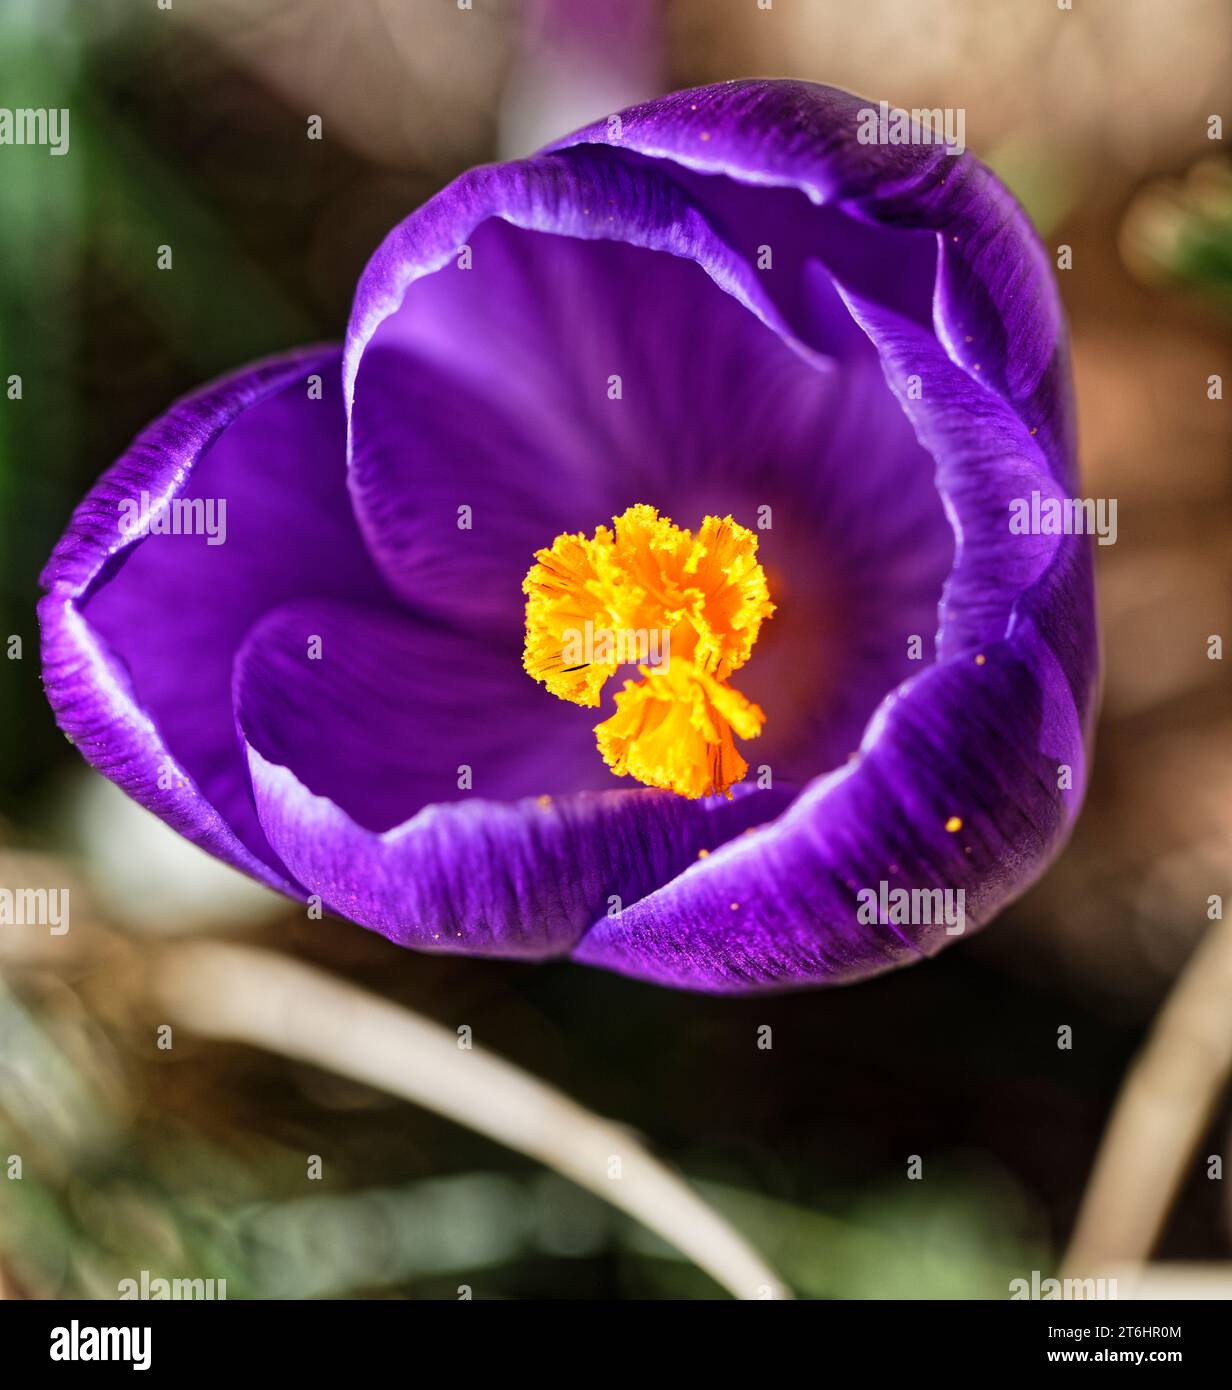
39,81 -> 1097,993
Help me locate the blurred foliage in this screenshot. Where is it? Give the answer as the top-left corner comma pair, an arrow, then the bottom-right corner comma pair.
0,931 -> 1053,1299
1122,159 -> 1232,302
0,1 -> 82,823
0,893 -> 1168,1299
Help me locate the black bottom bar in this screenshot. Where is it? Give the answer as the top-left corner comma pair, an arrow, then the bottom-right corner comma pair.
1,1296 -> 1220,1376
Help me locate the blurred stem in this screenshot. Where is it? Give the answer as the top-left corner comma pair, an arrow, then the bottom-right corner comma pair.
1063,914 -> 1232,1276
151,941 -> 789,1300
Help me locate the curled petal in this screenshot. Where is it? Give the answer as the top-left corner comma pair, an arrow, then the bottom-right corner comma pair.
546,79 -> 1076,489
39,347 -> 384,889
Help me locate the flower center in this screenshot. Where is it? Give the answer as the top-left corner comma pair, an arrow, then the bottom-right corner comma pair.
522,504 -> 774,799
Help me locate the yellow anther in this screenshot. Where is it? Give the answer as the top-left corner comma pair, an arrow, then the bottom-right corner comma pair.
522,505 -> 774,798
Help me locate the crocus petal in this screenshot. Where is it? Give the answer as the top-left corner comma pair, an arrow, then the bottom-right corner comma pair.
343,136 -> 828,417
343,141 -> 832,621
233,598 -> 614,829
546,79 -> 1075,490
832,288 -> 1067,659
234,599 -> 792,954
39,348 -> 385,888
